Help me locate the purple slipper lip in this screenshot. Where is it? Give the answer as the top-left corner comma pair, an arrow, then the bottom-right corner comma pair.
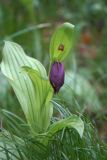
49,62 -> 65,93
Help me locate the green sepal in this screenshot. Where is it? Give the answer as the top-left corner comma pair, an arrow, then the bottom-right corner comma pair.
50,22 -> 75,62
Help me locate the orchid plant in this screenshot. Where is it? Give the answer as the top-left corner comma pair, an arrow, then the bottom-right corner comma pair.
0,22 -> 84,159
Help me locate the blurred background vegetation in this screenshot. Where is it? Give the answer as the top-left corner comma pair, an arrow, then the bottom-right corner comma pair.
0,0 -> 107,156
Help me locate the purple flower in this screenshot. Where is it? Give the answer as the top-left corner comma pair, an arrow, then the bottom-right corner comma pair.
49,62 -> 65,93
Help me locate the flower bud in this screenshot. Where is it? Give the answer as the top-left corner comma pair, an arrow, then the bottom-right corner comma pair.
49,62 -> 64,93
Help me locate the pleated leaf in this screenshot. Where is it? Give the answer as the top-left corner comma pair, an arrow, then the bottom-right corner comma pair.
22,66 -> 53,133
50,22 -> 75,62
1,41 -> 53,133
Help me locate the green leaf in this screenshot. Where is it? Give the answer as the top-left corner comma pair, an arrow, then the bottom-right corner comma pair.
50,22 -> 75,62
41,114 -> 84,145
1,41 -> 53,133
47,115 -> 84,138
22,66 -> 53,133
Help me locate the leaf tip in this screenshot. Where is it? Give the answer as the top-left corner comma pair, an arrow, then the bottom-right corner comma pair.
4,40 -> 11,46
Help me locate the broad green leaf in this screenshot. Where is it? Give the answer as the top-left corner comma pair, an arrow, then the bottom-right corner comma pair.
47,115 -> 84,138
1,41 -> 53,133
22,67 -> 53,133
50,22 -> 75,62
